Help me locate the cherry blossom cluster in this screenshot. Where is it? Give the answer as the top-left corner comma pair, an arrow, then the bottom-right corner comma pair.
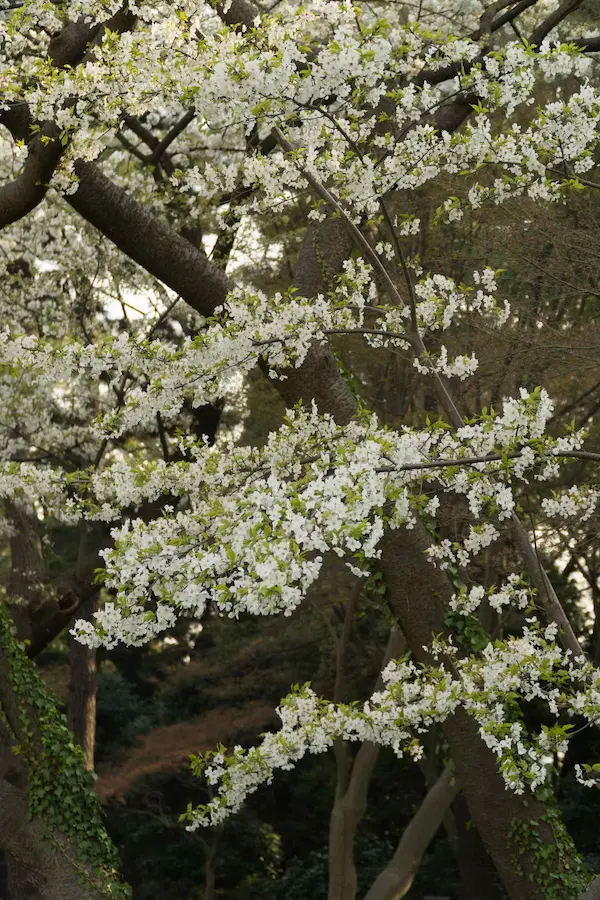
3,1 -> 598,217
450,573 -> 533,616
0,259 -> 507,445
541,486 -> 599,523
185,620 -> 600,828
65,390 -> 586,648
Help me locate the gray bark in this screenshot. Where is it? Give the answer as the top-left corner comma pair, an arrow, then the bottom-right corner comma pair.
582,876 -> 600,900
0,777 -> 100,900
68,593 -> 98,772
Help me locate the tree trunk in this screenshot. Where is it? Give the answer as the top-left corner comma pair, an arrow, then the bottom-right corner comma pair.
6,854 -> 44,900
0,774 -> 101,900
68,593 -> 98,771
452,793 -> 502,900
582,875 -> 600,900
204,848 -> 217,900
328,793 -> 359,900
380,521 -> 584,900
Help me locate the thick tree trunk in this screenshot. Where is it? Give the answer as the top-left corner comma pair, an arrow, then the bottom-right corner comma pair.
452,793 -> 502,900
5,505 -> 54,900
68,593 -> 98,771
380,521 -> 582,900
582,875 -> 600,900
0,775 -> 99,900
362,765 -> 458,900
6,854 -> 44,900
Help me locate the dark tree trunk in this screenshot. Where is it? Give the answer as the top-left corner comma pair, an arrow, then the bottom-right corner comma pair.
452,793 -> 502,900
6,854 -> 44,900
380,521 -> 584,900
68,593 -> 98,771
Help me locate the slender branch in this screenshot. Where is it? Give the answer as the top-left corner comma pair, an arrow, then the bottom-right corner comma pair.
148,109 -> 196,164
272,127 -> 406,310
529,0 -> 585,45
547,167 -> 600,191
511,513 -> 584,658
374,447 -> 600,473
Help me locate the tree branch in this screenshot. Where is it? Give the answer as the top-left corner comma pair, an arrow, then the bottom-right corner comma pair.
529,0 -> 585,45
68,161 -> 229,316
0,124 -> 63,228
148,108 -> 196,164
571,35 -> 600,52
0,7 -> 136,230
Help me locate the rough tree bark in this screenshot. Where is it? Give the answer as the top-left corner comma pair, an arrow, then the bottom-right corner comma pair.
0,776 -> 99,900
583,876 -> 600,900
451,793 -> 502,900
68,592 -> 98,772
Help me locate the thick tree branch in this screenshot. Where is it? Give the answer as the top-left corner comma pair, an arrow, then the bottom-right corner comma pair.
47,15 -> 109,68
68,161 -> 229,315
0,123 -> 62,228
571,35 -> 600,52
0,7 -> 136,230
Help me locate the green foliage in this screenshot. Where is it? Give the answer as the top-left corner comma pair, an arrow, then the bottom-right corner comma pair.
444,609 -> 489,654
95,668 -> 154,759
262,834 -> 397,900
0,606 -> 130,899
508,800 -> 589,900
